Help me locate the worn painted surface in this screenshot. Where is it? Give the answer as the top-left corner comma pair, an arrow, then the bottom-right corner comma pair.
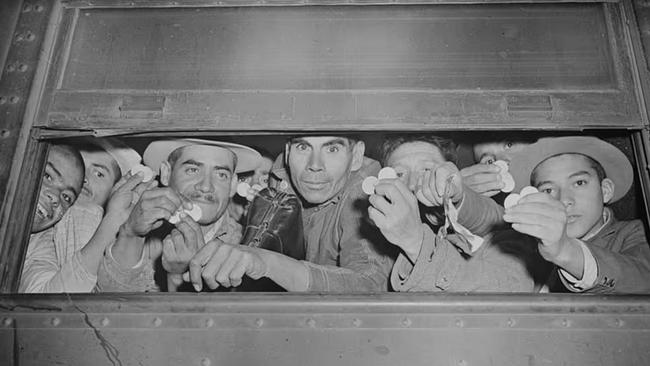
1,293 -> 650,365
38,2 -> 643,132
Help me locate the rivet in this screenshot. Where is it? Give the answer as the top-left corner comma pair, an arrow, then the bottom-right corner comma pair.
10,96 -> 20,104
205,318 -> 214,328
2,317 -> 12,326
50,317 -> 61,326
152,317 -> 162,327
455,319 -> 464,328
7,64 -> 16,72
200,357 -> 211,366
0,96 -> 6,104
306,318 -> 316,328
351,318 -> 361,327
100,317 -> 110,327
23,4 -> 33,12
14,34 -> 24,42
561,318 -> 571,328
401,317 -> 412,327
506,318 -> 516,327
26,33 -> 36,42
18,64 -> 28,72
254,318 -> 264,328
35,4 -> 44,12
614,318 -> 624,327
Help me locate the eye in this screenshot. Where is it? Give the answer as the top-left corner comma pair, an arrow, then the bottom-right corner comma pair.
261,175 -> 269,185
216,171 -> 231,180
504,141 -> 514,150
44,172 -> 52,181
185,166 -> 199,175
575,179 -> 587,187
94,170 -> 105,179
295,143 -> 309,152
326,145 -> 340,153
62,193 -> 73,204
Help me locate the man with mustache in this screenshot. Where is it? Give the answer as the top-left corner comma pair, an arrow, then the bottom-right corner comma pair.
96,139 -> 261,292
183,135 -> 396,292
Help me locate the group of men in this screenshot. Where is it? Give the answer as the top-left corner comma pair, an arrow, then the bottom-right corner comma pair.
20,132 -> 650,294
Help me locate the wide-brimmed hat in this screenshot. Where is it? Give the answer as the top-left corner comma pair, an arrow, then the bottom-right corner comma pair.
83,137 -> 142,176
143,139 -> 261,174
509,136 -> 633,203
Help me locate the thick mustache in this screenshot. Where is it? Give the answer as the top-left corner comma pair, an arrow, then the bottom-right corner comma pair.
187,192 -> 217,203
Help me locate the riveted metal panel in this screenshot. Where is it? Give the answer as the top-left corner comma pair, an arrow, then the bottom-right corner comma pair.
1,293 -> 650,365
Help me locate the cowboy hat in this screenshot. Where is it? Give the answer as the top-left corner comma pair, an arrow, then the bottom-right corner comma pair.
508,136 -> 633,203
143,138 -> 261,174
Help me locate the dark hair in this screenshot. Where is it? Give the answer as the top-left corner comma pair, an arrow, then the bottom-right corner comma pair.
287,134 -> 360,147
531,153 -> 606,185
381,134 -> 458,166
167,145 -> 238,171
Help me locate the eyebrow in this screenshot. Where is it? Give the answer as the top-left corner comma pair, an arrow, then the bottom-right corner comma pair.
46,162 -> 62,179
181,159 -> 233,173
322,138 -> 349,147
536,170 -> 593,186
90,162 -> 110,173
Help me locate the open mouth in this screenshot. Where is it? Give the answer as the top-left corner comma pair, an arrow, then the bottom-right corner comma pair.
566,215 -> 580,224
36,202 -> 50,219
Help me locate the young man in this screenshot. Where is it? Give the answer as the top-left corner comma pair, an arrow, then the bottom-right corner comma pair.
505,136 -> 650,293
460,135 -> 536,198
20,138 -> 147,293
368,134 -> 545,292
96,138 -> 261,292
228,148 -> 275,224
183,135 -> 395,292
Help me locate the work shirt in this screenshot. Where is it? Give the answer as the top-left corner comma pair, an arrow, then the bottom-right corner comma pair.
277,157 -> 397,292
20,203 -> 103,293
391,188 -> 548,292
96,213 -> 242,292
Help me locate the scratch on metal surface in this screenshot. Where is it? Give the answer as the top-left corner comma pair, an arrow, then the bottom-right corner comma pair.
65,294 -> 123,366
0,304 -> 62,312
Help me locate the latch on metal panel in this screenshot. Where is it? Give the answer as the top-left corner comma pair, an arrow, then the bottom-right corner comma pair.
506,95 -> 552,112
119,95 -> 165,119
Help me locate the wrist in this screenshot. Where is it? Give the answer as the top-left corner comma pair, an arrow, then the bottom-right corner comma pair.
403,225 -> 425,263
541,237 -> 581,267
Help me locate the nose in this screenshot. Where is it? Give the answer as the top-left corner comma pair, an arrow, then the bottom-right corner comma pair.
307,151 -> 324,172
46,189 -> 59,207
406,172 -> 418,192
559,189 -> 574,208
196,172 -> 214,193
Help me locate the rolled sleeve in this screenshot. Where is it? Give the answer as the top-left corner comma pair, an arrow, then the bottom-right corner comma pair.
558,240 -> 598,292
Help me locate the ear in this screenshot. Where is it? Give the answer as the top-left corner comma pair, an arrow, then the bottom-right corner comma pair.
229,173 -> 238,198
350,141 -> 365,172
159,161 -> 171,187
601,178 -> 615,204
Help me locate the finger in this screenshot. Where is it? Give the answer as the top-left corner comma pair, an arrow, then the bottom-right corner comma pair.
460,163 -> 502,177
144,196 -> 182,215
215,249 -> 243,288
228,259 -> 249,287
368,206 -> 388,228
368,194 -> 392,215
118,172 -> 145,193
162,235 -> 177,262
505,201 -> 565,218
110,174 -> 131,195
391,179 -> 418,207
182,271 -> 190,282
142,207 -> 177,224
418,170 -> 438,206
510,222 -> 555,241
189,241 -> 217,291
202,245 -> 231,289
503,211 -> 561,231
373,180 -> 401,203
180,215 -> 204,249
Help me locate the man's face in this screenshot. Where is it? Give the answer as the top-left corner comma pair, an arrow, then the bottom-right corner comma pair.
473,140 -> 530,165
240,156 -> 273,188
163,145 -> 236,225
32,146 -> 84,233
386,141 -> 447,193
287,136 -> 363,205
532,154 -> 613,239
78,149 -> 120,207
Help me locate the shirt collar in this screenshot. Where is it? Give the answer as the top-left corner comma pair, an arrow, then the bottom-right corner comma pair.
581,207 -> 612,241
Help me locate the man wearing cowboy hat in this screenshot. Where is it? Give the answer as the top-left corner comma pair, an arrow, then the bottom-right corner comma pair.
504,136 -> 650,293
96,138 -> 260,292
21,138 -> 149,292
